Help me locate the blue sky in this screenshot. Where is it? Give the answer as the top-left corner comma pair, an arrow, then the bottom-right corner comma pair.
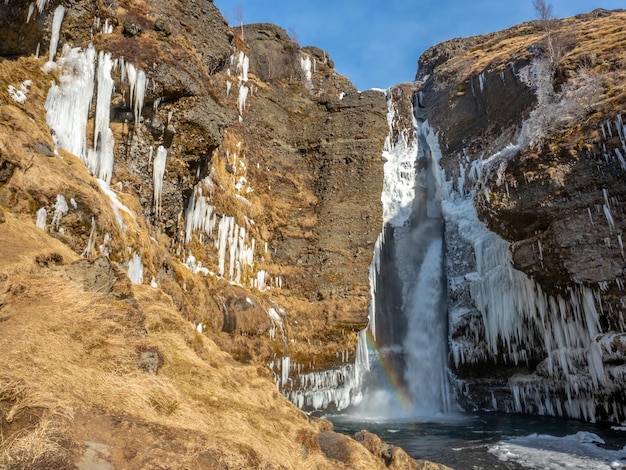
213,1 -> 625,91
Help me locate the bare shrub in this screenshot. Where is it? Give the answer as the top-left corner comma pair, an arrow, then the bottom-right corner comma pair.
255,43 -> 303,82
532,0 -> 574,69
518,59 -> 603,147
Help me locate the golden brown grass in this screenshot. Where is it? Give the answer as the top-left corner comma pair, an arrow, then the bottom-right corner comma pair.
0,252 -> 387,468
439,10 -> 626,88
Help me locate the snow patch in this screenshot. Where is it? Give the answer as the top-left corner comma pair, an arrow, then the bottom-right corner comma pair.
489,432 -> 626,469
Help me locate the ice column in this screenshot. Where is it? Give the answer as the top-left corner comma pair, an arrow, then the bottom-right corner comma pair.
48,5 -> 65,62
45,45 -> 96,160
88,51 -> 115,183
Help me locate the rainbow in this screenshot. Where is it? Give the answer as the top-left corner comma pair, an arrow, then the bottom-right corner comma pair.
365,329 -> 414,414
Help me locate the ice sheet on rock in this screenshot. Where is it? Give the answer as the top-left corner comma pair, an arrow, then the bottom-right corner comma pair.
36,207 -> 47,230
96,179 -> 136,232
126,252 -> 143,285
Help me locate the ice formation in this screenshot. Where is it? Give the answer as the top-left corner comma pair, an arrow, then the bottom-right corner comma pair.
87,51 -> 115,183
96,179 -> 136,232
45,45 -> 96,159
152,146 -> 167,216
51,194 -> 68,230
35,207 -> 47,230
48,5 -> 65,62
127,252 -> 144,285
7,80 -> 31,103
184,178 -> 260,286
82,217 -> 97,258
430,110 -> 626,422
489,431 -> 626,469
380,92 -> 418,228
275,329 -> 369,411
300,55 -> 312,83
238,84 -> 249,116
236,51 -> 249,82
27,0 -> 51,23
268,307 -> 284,341
124,62 -> 147,125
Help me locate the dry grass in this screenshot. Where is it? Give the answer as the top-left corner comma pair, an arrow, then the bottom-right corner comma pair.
439,10 -> 626,89
0,256 -> 376,468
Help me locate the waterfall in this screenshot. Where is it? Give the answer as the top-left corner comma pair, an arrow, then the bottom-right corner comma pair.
356,88 -> 452,418
403,238 -> 450,414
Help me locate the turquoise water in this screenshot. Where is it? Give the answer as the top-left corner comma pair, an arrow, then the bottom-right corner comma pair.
328,412 -> 626,469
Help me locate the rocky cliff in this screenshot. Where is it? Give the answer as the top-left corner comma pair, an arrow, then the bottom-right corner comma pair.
412,8 -> 626,421
2,0 -> 626,466
0,0 -> 431,468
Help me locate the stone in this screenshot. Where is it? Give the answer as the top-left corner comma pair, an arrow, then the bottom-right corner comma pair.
123,21 -> 142,37
154,18 -> 171,36
137,349 -> 160,374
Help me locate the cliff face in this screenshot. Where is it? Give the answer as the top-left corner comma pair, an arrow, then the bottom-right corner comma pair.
0,1 -> 405,468
414,9 -> 626,420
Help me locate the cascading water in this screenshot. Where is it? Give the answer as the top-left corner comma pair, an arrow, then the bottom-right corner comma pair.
357,87 -> 452,418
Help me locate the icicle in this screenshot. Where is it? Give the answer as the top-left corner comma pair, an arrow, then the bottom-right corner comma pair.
124,62 -> 147,125
153,146 -> 167,217
238,84 -> 248,116
27,3 -> 35,23
300,55 -> 312,82
133,70 -> 147,124
615,148 -> 626,171
48,5 -> 65,62
603,204 -> 615,233
82,217 -> 97,258
36,0 -> 48,13
236,51 -> 249,82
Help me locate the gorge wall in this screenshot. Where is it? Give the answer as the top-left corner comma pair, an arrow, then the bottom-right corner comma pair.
411,9 -> 626,422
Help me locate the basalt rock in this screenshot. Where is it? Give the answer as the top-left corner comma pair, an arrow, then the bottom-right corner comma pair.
0,1 -> 402,467
0,0 -> 387,441
415,9 -> 626,421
